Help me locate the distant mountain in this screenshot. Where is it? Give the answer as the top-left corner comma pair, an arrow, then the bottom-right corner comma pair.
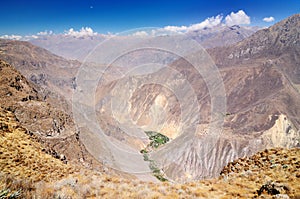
211,14 -> 300,89
187,25 -> 260,49
29,25 -> 259,61
30,34 -> 106,61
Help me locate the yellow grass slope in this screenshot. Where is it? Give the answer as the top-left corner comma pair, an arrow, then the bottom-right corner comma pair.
0,107 -> 76,183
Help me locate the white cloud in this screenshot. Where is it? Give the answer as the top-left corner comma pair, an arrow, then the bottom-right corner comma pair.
164,25 -> 188,32
263,16 -> 275,22
25,35 -> 38,39
64,27 -> 97,37
188,15 -> 223,31
0,34 -> 42,41
0,34 -> 23,40
0,27 -> 99,41
161,15 -> 223,34
225,10 -> 251,26
37,30 -> 53,36
132,31 -> 149,37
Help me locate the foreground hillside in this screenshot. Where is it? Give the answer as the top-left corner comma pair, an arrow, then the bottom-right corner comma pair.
1,109 -> 299,198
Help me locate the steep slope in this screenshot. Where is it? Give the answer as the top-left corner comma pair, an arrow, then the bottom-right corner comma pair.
0,107 -> 76,182
0,60 -> 106,172
0,60 -> 74,138
208,13 -> 300,130
0,39 -> 80,102
209,13 -> 300,86
0,39 -> 142,180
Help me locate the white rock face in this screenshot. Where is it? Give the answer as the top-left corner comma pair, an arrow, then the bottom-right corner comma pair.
262,114 -> 299,148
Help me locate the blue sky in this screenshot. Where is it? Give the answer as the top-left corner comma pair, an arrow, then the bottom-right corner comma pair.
0,0 -> 299,36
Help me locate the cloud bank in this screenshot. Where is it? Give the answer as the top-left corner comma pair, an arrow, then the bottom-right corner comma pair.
263,16 -> 275,22
162,10 -> 251,34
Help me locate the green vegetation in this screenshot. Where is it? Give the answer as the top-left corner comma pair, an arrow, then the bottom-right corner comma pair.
143,153 -> 149,161
141,131 -> 170,182
220,112 -> 232,117
0,188 -> 21,199
149,161 -> 168,182
145,131 -> 170,149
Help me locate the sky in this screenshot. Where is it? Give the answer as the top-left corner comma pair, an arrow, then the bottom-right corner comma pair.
0,0 -> 299,37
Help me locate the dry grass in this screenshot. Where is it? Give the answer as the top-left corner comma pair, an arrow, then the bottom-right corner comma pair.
0,108 -> 76,184
219,147 -> 300,198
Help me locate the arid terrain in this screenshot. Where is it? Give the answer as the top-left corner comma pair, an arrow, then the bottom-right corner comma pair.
0,13 -> 299,198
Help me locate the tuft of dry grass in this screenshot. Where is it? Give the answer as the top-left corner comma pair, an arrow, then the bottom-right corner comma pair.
0,175 -> 35,199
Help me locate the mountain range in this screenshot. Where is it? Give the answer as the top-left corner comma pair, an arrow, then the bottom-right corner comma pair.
29,25 -> 259,61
